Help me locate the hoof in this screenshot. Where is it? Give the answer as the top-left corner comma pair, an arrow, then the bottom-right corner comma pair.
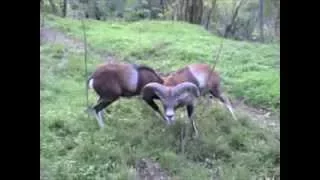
84,107 -> 94,115
98,124 -> 105,129
165,121 -> 172,126
192,133 -> 199,139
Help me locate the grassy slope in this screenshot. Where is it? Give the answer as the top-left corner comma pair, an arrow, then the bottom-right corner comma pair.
47,15 -> 280,111
40,15 -> 280,179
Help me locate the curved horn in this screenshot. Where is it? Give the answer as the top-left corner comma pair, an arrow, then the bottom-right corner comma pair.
141,82 -> 168,100
172,82 -> 200,98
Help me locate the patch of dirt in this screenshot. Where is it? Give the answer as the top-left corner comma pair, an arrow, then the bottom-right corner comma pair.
197,96 -> 279,135
40,166 -> 49,180
233,99 -> 280,133
40,27 -> 85,52
135,158 -> 171,180
40,27 -> 116,62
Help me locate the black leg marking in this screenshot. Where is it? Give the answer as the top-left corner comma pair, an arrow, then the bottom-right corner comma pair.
90,98 -> 117,128
143,98 -> 166,121
93,100 -> 111,113
210,88 -> 237,120
187,104 -> 194,117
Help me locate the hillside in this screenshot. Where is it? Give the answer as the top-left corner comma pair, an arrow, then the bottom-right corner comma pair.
40,15 -> 280,179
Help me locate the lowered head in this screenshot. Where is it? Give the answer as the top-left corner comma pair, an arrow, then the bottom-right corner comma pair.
141,82 -> 200,125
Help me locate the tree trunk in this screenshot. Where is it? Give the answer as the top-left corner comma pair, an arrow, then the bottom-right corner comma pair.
224,0 -> 244,38
146,0 -> 152,19
259,0 -> 264,42
205,7 -> 213,30
184,0 -> 189,21
276,8 -> 280,38
183,0 -> 203,24
190,0 -> 203,24
169,0 -> 204,25
275,2 -> 280,38
48,0 -> 58,15
210,0 -> 218,30
201,0 -> 217,29
86,0 -> 98,20
63,0 -> 67,17
160,0 -> 165,17
189,0 -> 194,23
40,0 -> 44,27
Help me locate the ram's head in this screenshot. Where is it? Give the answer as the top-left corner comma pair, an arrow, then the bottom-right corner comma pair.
142,82 -> 200,125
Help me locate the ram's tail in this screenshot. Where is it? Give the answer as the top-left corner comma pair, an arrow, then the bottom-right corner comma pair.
87,75 -> 94,89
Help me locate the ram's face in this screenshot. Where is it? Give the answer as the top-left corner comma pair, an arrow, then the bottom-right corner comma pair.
162,97 -> 178,124
141,81 -> 200,125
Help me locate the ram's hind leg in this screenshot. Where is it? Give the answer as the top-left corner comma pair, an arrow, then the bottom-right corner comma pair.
87,97 -> 118,128
210,87 -> 237,121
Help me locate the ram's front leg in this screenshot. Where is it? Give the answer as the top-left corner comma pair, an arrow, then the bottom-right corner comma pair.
180,111 -> 189,154
143,98 -> 166,122
187,104 -> 199,138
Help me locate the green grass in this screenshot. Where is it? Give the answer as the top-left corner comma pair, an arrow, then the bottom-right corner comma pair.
45,14 -> 280,110
41,15 -> 280,179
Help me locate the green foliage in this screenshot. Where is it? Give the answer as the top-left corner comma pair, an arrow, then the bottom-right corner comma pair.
41,15 -> 279,179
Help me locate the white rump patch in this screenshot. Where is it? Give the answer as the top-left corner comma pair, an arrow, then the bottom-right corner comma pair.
88,79 -> 94,89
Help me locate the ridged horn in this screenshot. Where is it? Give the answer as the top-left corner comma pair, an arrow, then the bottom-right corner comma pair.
171,82 -> 200,98
141,82 -> 168,100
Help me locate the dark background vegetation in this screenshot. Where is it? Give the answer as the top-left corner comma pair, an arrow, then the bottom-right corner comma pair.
41,0 -> 280,43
